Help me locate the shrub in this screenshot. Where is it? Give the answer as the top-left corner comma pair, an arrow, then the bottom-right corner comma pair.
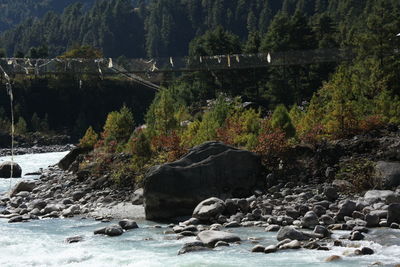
271,104 -> 296,138
151,131 -> 186,162
79,126 -> 98,149
103,105 -> 134,145
15,117 -> 27,135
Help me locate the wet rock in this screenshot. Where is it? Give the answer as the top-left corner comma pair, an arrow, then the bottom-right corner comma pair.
277,226 -> 308,241
265,225 -> 281,232
214,241 -> 229,247
360,247 -> 374,255
197,230 -> 241,247
8,216 -> 23,223
314,225 -> 330,238
225,221 -> 240,228
350,231 -> 364,241
280,240 -> 301,249
251,245 -> 265,253
65,236 -> 84,243
390,223 -> 400,229
178,241 -> 209,255
193,197 -> 226,222
94,227 -> 106,235
387,203 -> 400,225
324,255 -> 342,262
301,211 -> 319,229
118,219 -> 139,230
10,181 -> 36,197
320,214 -> 335,225
104,225 -> 124,236
0,161 -> 22,178
264,245 -> 278,254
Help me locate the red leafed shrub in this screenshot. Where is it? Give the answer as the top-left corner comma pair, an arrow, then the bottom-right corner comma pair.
151,131 -> 187,162
358,115 -> 384,133
299,124 -> 325,145
216,117 -> 242,146
254,120 -> 288,166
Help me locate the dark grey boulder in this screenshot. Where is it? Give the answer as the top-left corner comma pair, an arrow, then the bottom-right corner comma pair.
10,181 -> 36,197
178,241 -> 209,255
251,245 -> 265,253
301,211 -> 319,229
314,225 -> 331,238
58,147 -> 91,171
324,186 -> 338,201
375,161 -> 400,188
94,227 -> 107,235
143,142 -> 262,220
197,230 -> 241,247
72,191 -> 85,201
277,226 -> 308,241
104,225 -> 124,236
118,219 -> 139,230
365,214 -> 380,227
337,200 -> 356,221
193,197 -> 225,222
65,236 -> 84,244
387,203 -> 400,225
0,161 -> 22,178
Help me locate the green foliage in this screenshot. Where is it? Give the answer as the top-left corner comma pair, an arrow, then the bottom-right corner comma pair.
59,45 -> 102,59
30,113 -> 40,132
335,158 -> 379,192
15,117 -> 27,135
79,126 -> 98,149
103,105 -> 134,145
271,104 -> 296,138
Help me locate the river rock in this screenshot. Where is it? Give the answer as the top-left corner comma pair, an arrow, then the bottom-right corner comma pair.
280,240 -> 301,249
264,245 -> 278,254
118,219 -> 139,230
193,197 -> 225,221
324,186 -> 338,201
277,226 -> 308,241
387,203 -> 400,224
178,241 -> 209,255
197,230 -> 241,247
375,161 -> 400,188
350,231 -> 364,241
265,224 -> 281,232
132,188 -> 144,205
10,181 -> 36,197
65,236 -> 84,243
337,200 -> 356,220
301,211 -> 319,229
143,142 -> 262,220
365,214 -> 380,227
314,225 -> 330,238
324,255 -> 342,262
58,147 -> 91,170
104,225 -> 124,236
0,161 -> 22,178
364,190 -> 395,204
251,245 -> 265,253
360,247 -> 374,255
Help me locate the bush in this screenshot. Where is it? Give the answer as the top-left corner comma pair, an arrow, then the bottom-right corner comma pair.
103,105 -> 134,145
271,104 -> 296,138
79,126 -> 98,149
15,117 -> 27,135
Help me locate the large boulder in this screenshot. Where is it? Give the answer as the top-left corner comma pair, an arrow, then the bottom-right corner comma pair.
143,142 -> 262,220
0,161 -> 22,178
58,147 -> 91,171
10,181 -> 36,197
277,226 -> 308,241
375,161 -> 400,189
387,203 -> 400,225
193,197 -> 225,222
197,230 -> 241,247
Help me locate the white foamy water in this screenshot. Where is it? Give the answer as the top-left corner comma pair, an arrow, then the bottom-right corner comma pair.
0,152 -> 400,267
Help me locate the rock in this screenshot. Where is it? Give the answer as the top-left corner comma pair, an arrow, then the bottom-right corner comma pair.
0,161 -> 22,178
224,199 -> 238,215
237,199 -> 250,213
320,215 -> 335,226
132,188 -> 144,205
332,180 -> 354,191
94,227 -> 107,235
265,225 -> 281,232
314,225 -> 330,238
280,240 -> 301,250
264,245 -> 278,254
178,241 -> 209,255
313,205 -> 326,217
118,219 -> 139,230
225,221 -> 240,228
375,161 -> 400,188
62,205 -> 80,217
324,255 -> 342,262
387,203 -> 400,225
65,236 -> 84,243
8,216 -> 23,223
277,226 -> 308,241
365,214 -> 380,227
301,211 -> 319,229
365,190 -> 396,203
72,191 -> 85,201
104,225 -> 124,237
214,241 -> 229,247
337,200 -> 357,220
10,181 -> 36,197
58,147 -> 91,170
143,142 -> 262,220
324,186 -> 338,201
390,223 -> 400,229
386,193 -> 400,204
251,245 -> 265,253
350,231 -> 364,241
193,197 -> 225,222
361,247 -> 374,255
197,230 -> 241,247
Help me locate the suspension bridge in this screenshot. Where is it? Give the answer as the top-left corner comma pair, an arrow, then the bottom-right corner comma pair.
0,48 -> 355,91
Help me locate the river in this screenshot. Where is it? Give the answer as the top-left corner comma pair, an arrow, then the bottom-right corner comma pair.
0,152 -> 399,266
